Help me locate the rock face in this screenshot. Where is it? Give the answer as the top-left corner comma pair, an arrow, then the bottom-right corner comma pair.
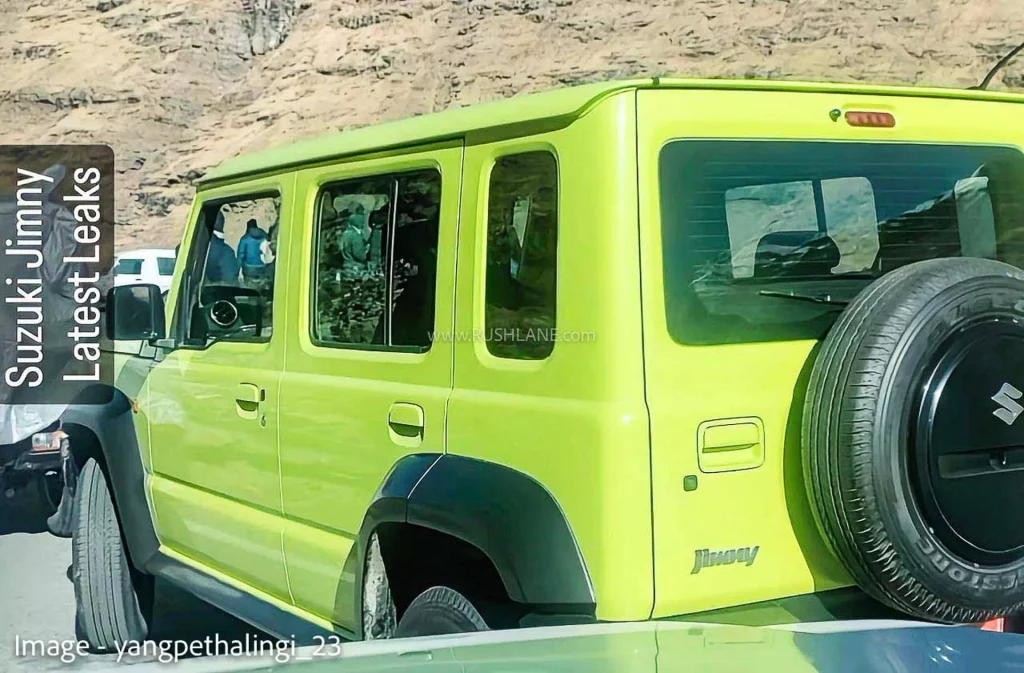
243,0 -> 297,56
0,0 -> 1021,248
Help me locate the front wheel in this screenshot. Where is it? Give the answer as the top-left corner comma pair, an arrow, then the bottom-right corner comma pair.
71,459 -> 153,651
394,586 -> 489,638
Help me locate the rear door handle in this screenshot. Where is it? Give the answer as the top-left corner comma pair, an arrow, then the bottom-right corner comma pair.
236,383 -> 264,420
388,402 -> 424,447
697,418 -> 765,473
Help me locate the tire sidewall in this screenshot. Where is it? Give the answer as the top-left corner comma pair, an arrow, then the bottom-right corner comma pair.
394,586 -> 488,639
871,274 -> 1024,610
72,459 -> 150,650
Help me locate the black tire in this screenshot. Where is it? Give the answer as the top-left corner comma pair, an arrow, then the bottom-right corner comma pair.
72,459 -> 152,651
804,258 -> 1024,624
394,586 -> 489,638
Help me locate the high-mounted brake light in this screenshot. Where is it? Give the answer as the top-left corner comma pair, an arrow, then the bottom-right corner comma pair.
845,111 -> 896,128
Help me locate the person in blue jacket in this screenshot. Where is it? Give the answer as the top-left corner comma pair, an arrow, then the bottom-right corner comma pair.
205,212 -> 239,283
237,218 -> 268,281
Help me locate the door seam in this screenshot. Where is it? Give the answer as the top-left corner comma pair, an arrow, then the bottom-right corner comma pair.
444,139 -> 468,455
634,89 -> 657,622
281,530 -> 296,605
276,172 -> 297,518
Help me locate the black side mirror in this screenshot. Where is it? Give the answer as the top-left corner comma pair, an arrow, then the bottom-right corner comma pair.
105,284 -> 166,341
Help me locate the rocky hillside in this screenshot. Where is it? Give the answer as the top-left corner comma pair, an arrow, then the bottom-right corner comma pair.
1,0 -> 1022,249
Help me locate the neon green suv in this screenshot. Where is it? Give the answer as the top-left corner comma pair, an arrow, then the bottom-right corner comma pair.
61,78 -> 1024,650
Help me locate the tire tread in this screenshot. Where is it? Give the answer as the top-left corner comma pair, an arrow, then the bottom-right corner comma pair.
71,459 -> 149,651
804,258 -> 1024,624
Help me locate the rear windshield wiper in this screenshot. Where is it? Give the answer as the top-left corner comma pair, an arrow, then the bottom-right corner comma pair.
758,289 -> 850,307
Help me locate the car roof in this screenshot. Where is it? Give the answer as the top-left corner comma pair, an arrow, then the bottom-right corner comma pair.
199,77 -> 1024,186
116,248 -> 176,259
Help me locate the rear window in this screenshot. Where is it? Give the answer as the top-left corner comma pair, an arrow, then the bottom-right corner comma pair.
114,257 -> 143,275
659,141 -> 1024,345
157,257 -> 175,276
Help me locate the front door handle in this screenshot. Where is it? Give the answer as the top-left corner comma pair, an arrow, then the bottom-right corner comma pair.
236,383 -> 264,420
388,402 -> 424,447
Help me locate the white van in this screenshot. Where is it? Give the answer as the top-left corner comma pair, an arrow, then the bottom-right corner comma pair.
112,248 -> 177,293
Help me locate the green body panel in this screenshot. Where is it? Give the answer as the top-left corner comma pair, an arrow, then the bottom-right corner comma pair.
276,143 -> 463,630
198,80 -> 647,184
144,173 -> 298,604
121,77 -> 1024,635
107,346 -> 155,472
446,91 -> 652,621
199,77 -> 1024,187
635,88 -> 1024,618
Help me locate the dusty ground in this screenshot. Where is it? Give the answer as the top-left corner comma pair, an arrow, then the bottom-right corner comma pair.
1,0 -> 1022,249
0,488 -> 267,671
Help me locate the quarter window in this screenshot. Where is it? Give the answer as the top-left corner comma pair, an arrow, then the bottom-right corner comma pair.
312,169 -> 441,351
485,151 -> 559,360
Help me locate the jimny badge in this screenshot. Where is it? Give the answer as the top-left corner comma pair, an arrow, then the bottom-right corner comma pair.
691,545 -> 760,574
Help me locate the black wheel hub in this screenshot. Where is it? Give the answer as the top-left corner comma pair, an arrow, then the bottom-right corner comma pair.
913,316 -> 1024,566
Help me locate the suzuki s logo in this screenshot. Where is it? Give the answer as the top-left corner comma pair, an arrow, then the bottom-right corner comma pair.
992,383 -> 1024,426
691,546 -> 759,574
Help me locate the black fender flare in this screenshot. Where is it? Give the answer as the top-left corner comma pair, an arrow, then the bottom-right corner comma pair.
353,453 -> 596,636
60,385 -> 159,573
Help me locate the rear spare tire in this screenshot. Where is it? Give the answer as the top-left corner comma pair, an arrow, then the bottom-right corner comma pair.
804,257 -> 1024,624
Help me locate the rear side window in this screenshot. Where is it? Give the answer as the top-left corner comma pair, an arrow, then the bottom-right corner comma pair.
485,151 -> 559,360
114,258 -> 143,275
659,141 -> 1024,345
157,257 -> 175,276
312,169 -> 441,351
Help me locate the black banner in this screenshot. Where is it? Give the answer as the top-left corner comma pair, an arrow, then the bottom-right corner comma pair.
0,145 -> 115,407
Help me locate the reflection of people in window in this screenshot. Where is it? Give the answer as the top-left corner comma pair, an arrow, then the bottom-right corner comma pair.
206,212 -> 240,283
261,221 -> 278,266
519,186 -> 556,307
340,204 -> 373,281
238,218 -> 269,281
391,219 -> 437,348
368,206 -> 388,274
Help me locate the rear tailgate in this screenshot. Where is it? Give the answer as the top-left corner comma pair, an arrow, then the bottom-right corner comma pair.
635,86 -> 1024,619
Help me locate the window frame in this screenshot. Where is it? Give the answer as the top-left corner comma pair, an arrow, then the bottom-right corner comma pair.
172,188 -> 282,349
482,148 -> 561,361
308,167 -> 443,355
